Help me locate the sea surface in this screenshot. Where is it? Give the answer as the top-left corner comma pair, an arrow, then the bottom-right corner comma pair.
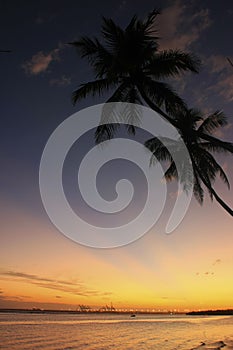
0,312 -> 233,350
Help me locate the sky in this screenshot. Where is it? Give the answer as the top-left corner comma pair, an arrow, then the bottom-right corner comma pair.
1,0 -> 233,311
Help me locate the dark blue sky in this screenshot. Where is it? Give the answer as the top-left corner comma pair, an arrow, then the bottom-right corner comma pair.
1,0 -> 233,227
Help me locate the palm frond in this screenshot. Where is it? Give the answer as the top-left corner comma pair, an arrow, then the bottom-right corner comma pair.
198,111 -> 227,134
95,123 -> 120,144
72,79 -> 115,105
143,9 -> 160,36
69,37 -> 99,59
199,142 -> 230,153
101,17 -> 124,49
198,132 -> 233,153
192,156 -> 214,201
194,148 -> 230,189
123,87 -> 142,134
145,50 -> 201,78
145,137 -> 173,166
193,170 -> 204,204
94,81 -> 135,143
122,103 -> 142,135
125,15 -> 138,32
96,83 -> 143,142
179,153 -> 194,193
70,37 -> 114,78
164,161 -> 178,181
142,78 -> 186,115
186,108 -> 203,124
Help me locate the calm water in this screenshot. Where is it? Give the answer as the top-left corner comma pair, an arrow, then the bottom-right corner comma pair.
0,313 -> 233,350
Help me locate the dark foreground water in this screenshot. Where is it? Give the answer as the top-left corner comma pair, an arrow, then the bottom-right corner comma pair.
1,313 -> 233,349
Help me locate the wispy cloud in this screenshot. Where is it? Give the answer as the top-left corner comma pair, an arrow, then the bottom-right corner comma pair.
0,270 -> 112,298
196,259 -> 222,277
1,271 -> 77,286
212,258 -> 222,266
208,55 -> 229,73
22,48 -> 61,75
157,1 -> 212,51
196,271 -> 214,276
50,75 -> 71,86
0,292 -> 31,302
205,55 -> 233,103
160,296 -> 186,301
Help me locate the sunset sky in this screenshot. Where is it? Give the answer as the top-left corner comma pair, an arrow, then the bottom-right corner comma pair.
1,0 -> 233,311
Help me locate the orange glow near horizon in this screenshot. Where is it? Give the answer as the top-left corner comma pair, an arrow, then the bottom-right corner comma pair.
1,195 -> 233,312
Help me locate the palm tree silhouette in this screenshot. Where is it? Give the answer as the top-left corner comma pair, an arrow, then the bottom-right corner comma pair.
70,10 -> 200,142
145,109 -> 233,215
70,10 -> 233,216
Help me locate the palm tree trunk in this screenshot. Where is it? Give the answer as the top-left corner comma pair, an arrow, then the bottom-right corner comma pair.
209,186 -> 233,216
136,84 -> 180,128
137,84 -> 233,216
137,84 -> 233,155
190,154 -> 233,216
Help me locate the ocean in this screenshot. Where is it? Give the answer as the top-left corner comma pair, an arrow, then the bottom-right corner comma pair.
0,312 -> 233,349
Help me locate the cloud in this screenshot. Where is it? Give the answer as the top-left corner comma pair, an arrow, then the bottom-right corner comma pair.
50,75 -> 71,86
208,55 -> 229,73
212,259 -> 221,266
196,260 -> 222,277
156,1 -> 212,51
206,55 -> 233,102
0,293 -> 31,302
211,123 -> 233,139
1,271 -> 77,286
210,74 -> 233,102
0,270 -> 112,298
22,48 -> 60,75
196,271 -> 214,277
160,296 -> 186,301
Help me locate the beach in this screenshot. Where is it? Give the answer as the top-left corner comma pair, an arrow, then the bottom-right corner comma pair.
1,312 -> 233,349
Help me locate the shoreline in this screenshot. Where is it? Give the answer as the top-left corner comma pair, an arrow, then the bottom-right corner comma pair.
191,340 -> 233,350
0,308 -> 184,315
1,308 -> 233,316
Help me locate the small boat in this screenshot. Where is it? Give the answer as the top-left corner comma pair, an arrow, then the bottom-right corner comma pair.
130,314 -> 136,317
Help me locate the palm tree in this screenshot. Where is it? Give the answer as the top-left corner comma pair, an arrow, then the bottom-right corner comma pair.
145,109 -> 233,216
70,10 -> 201,142
70,10 -> 233,216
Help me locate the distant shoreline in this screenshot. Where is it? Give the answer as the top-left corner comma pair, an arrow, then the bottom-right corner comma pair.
187,309 -> 233,315
0,308 -> 183,315
0,308 -> 233,315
